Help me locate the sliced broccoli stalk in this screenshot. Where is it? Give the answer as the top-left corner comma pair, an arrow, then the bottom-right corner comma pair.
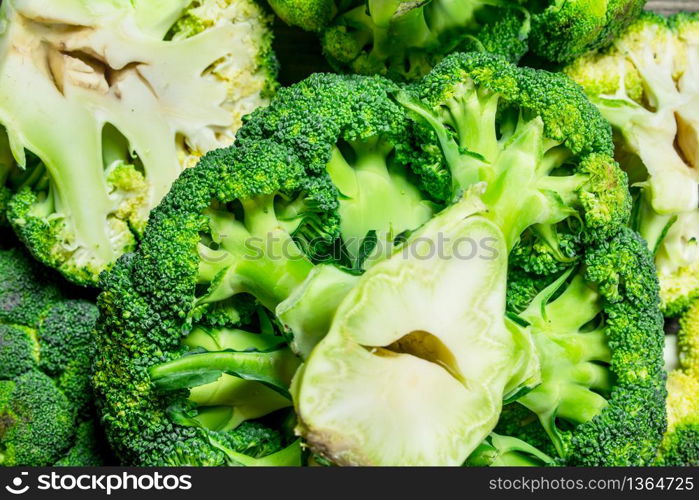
0,0 -> 275,285
277,265 -> 360,359
565,13 -> 699,215
466,432 -> 556,466
149,327 -> 299,432
516,270 -> 612,455
294,194 -> 541,466
635,195 -> 699,315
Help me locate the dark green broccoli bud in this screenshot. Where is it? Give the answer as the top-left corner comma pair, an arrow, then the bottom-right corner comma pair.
268,0 -> 337,31
53,421 -> 104,467
566,12 -> 699,315
0,246 -> 102,466
0,370 -> 73,466
0,0 -> 277,285
94,72 -> 444,465
509,228 -> 666,465
319,1 -> 529,80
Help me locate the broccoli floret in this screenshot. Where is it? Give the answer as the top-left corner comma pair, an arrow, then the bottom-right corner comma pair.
94,72 -> 447,465
528,0 -> 646,63
294,52 -> 638,465
509,229 -> 666,465
0,246 -> 101,466
566,12 -> 699,315
655,301 -> 699,466
0,0 -> 277,285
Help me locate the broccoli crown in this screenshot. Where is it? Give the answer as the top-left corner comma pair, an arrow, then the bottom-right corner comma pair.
509,228 -> 666,466
0,0 -> 277,286
655,301 -> 699,466
0,246 -> 101,466
292,53 -> 641,466
94,72 -> 443,465
566,12 -> 699,315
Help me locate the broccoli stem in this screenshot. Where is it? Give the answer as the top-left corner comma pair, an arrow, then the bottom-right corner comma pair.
149,348 -> 300,397
466,432 -> 555,466
326,138 -> 433,263
198,196 -> 315,311
516,272 -> 613,455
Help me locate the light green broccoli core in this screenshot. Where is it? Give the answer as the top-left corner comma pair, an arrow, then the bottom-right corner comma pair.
149,327 -> 299,432
398,84 -> 587,253
517,271 -> 612,455
326,137 -> 434,263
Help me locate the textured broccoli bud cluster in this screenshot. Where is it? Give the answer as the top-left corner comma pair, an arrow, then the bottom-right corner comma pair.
0,244 -> 102,466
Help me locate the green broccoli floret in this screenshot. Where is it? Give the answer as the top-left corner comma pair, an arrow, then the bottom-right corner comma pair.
0,0 -> 277,285
93,72 -> 447,465
528,0 -> 646,63
0,246 -> 101,466
655,301 -> 699,466
510,228 -> 666,465
293,52 -> 640,465
267,0 -> 644,79
566,12 -> 699,316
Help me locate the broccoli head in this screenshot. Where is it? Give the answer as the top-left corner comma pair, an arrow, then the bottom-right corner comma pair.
0,244 -> 101,466
566,12 -> 699,315
294,52 -> 642,465
0,0 -> 277,285
510,229 -> 666,465
94,72 -> 446,465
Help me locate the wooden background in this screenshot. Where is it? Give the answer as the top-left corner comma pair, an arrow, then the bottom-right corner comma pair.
647,0 -> 697,14
274,1 -> 699,85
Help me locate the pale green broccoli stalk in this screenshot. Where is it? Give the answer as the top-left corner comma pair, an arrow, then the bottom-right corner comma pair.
0,0 -> 276,285
150,327 -> 300,432
294,192 -> 542,466
566,12 -> 699,315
